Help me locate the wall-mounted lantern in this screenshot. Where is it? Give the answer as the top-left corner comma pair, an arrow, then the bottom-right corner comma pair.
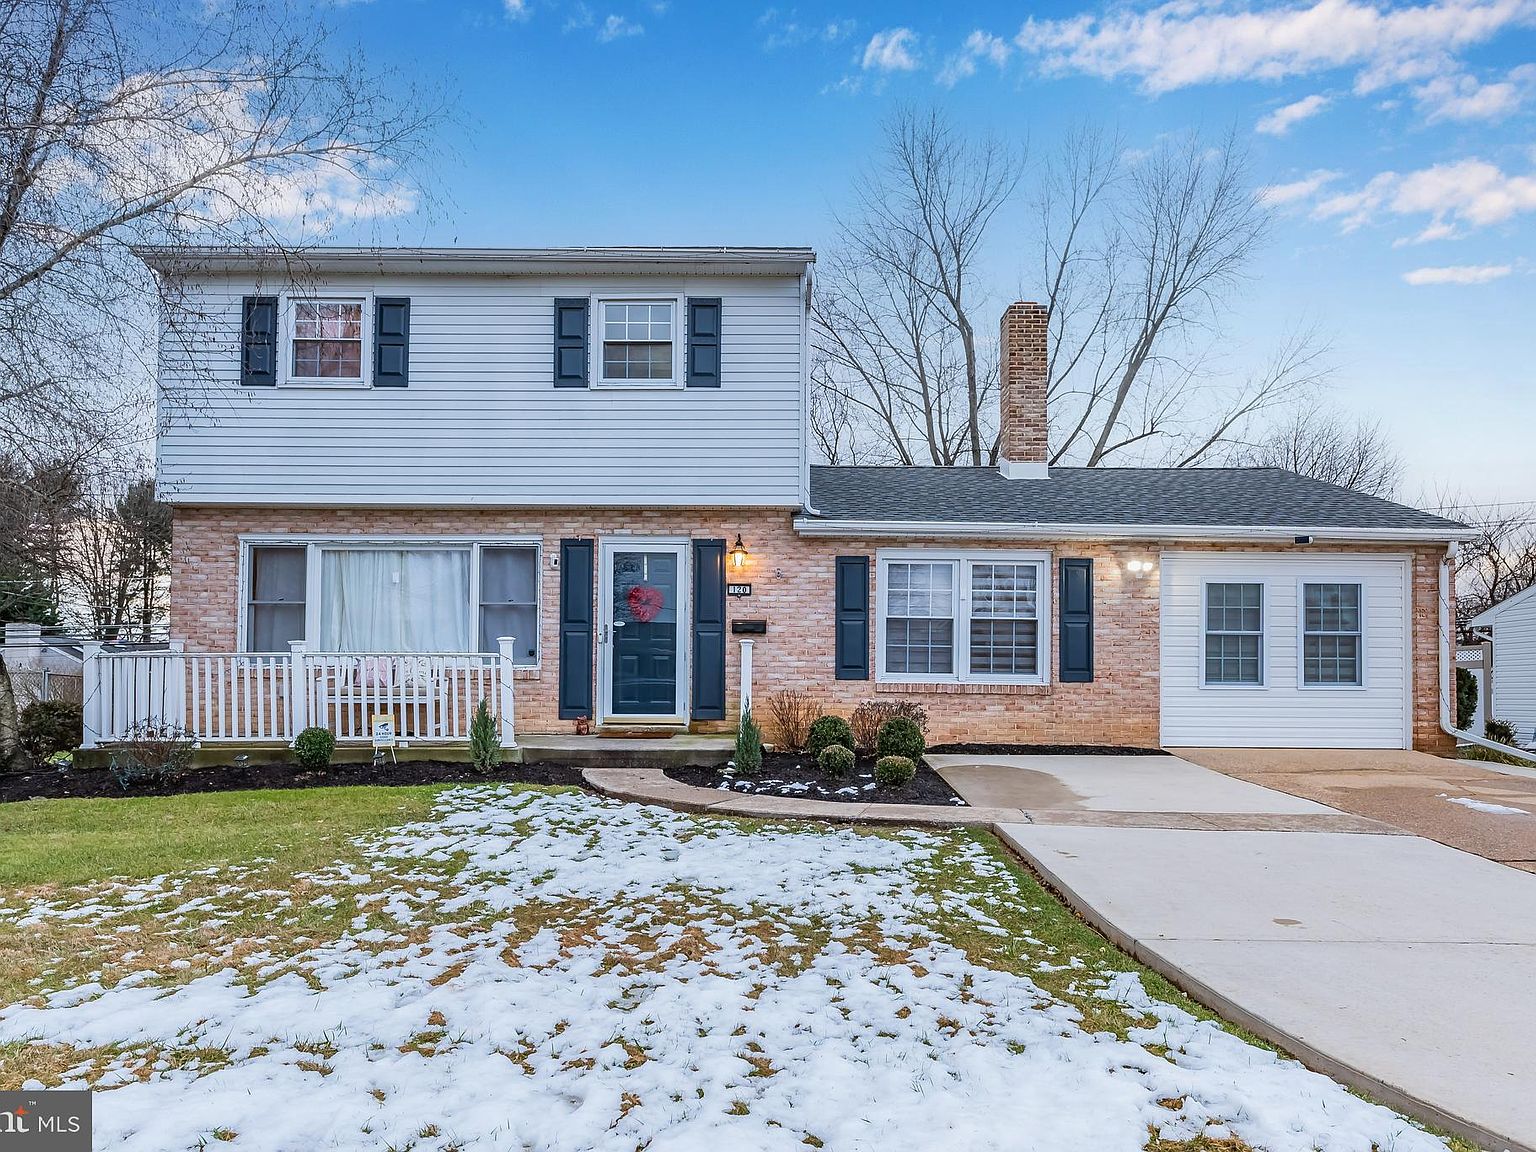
730,534 -> 750,571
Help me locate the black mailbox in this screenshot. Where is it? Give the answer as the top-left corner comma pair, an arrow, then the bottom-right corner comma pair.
731,619 -> 767,635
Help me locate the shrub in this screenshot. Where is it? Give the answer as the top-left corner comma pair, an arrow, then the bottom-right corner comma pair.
735,708 -> 764,775
110,721 -> 194,788
18,700 -> 83,766
875,715 -> 925,762
1486,718 -> 1518,746
470,698 -> 500,774
818,743 -> 855,779
851,699 -> 929,752
765,689 -> 818,751
807,714 -> 853,758
1456,667 -> 1479,731
294,726 -> 336,772
873,755 -> 916,787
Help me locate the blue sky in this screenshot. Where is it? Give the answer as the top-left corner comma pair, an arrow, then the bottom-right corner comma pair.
328,0 -> 1535,507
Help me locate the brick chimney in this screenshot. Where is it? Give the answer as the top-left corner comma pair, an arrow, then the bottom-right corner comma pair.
998,301 -> 1049,479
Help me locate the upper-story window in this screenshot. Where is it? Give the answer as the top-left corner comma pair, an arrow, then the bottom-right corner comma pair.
597,299 -> 679,386
286,297 -> 368,386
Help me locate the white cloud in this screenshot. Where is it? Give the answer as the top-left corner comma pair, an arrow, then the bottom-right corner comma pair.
1256,93 -> 1331,135
597,13 -> 643,41
1014,0 -> 1536,95
1402,263 -> 1512,283
1414,64 -> 1536,120
1259,169 -> 1339,204
938,30 -> 1012,86
862,27 -> 920,72
1311,158 -> 1536,232
503,0 -> 531,19
759,9 -> 856,49
563,3 -> 594,31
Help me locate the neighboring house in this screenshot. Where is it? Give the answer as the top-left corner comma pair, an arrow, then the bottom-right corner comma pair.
1467,589 -> 1536,744
125,245 -> 1469,753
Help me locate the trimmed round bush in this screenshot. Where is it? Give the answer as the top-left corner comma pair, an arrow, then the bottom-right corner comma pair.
818,743 -> 855,778
873,755 -> 916,787
18,700 -> 83,766
293,726 -> 336,772
806,714 -> 854,758
875,715 -> 925,762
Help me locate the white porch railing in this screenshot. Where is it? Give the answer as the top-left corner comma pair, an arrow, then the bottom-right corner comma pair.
81,639 -> 518,749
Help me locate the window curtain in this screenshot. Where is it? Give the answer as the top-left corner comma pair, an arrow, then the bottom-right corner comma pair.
319,549 -> 470,651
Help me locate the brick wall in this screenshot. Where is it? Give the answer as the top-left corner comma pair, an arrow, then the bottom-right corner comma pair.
170,506 -> 1453,752
999,302 -> 1049,468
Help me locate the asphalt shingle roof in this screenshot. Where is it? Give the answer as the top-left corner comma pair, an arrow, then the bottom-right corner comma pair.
807,467 -> 1465,533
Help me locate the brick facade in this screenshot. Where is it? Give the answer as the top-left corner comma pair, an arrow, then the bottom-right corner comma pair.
170,506 -> 1454,753
999,302 -> 1049,468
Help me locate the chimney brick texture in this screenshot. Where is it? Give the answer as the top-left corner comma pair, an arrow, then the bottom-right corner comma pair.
999,302 -> 1049,468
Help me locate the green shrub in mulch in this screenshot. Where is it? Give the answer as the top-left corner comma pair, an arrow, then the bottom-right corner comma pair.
807,714 -> 853,758
875,715 -> 925,762
873,755 -> 916,787
817,743 -> 855,779
293,726 -> 336,772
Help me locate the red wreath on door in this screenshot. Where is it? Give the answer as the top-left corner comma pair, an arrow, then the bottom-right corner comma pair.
627,584 -> 665,623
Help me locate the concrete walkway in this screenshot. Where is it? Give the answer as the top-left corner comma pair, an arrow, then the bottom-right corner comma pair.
586,758 -> 1536,1151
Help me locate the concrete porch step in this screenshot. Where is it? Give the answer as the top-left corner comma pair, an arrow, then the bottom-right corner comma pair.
515,733 -> 732,768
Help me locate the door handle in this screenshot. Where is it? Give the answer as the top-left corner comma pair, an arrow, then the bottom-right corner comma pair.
612,620 -> 626,628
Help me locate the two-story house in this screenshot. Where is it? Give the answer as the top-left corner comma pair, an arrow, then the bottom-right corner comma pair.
127,245 -> 1468,754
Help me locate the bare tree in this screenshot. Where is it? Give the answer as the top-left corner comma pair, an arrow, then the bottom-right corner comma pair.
1228,403 -> 1402,496
812,107 -> 1021,465
0,0 -> 449,464
1434,494 -> 1536,627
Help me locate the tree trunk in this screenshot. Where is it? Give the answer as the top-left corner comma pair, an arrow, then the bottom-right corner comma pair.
0,654 -> 19,770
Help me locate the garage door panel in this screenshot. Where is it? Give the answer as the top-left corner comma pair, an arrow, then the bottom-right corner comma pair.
1159,553 -> 1410,749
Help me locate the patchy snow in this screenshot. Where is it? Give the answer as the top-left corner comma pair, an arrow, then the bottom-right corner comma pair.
1437,793 -> 1529,815
0,788 -> 1451,1151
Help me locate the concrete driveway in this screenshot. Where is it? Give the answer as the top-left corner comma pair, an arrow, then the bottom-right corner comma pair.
1179,747 -> 1536,872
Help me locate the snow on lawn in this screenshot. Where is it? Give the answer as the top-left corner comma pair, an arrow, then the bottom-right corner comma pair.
1,787 -> 1450,1152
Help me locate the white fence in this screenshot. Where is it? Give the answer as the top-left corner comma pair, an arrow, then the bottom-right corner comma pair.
82,640 -> 518,749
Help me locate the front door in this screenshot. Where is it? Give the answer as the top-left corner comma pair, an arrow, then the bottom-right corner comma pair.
600,541 -> 688,721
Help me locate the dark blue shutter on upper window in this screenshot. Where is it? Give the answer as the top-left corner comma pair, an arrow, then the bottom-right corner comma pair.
835,556 -> 870,680
558,539 -> 595,718
554,298 -> 589,387
1059,558 -> 1094,683
686,298 -> 721,388
691,539 -> 727,720
241,296 -> 277,386
374,297 -> 410,387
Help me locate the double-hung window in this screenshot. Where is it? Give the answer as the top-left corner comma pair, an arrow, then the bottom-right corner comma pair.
1203,582 -> 1264,685
597,299 -> 678,386
285,297 -> 368,386
242,541 -> 540,665
1302,582 -> 1363,686
878,552 -> 1048,684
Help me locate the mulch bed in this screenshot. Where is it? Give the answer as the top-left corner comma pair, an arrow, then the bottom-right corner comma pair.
0,759 -> 587,804
665,751 -> 967,807
928,743 -> 1169,756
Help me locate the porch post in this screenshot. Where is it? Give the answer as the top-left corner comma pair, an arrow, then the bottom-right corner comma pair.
497,636 -> 518,749
288,639 -> 307,741
739,638 -> 754,721
80,641 -> 103,749
166,639 -> 186,734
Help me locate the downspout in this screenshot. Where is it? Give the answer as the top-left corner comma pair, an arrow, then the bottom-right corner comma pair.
799,264 -> 820,517
1438,542 -> 1536,764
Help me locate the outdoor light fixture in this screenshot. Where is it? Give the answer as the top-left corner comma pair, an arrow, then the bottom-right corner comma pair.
730,534 -> 750,570
1125,558 -> 1155,575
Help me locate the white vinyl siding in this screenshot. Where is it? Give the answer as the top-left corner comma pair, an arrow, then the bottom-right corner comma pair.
1161,553 -> 1410,748
158,274 -> 805,506
1483,597 -> 1536,745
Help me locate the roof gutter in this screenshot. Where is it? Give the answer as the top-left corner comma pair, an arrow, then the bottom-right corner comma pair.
791,517 -> 1478,544
1439,544 -> 1536,768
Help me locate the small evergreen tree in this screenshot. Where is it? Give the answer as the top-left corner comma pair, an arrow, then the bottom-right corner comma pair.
735,708 -> 764,775
470,698 -> 500,774
1455,667 -> 1478,731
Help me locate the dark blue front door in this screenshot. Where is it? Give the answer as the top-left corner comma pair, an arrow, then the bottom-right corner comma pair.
610,549 -> 680,716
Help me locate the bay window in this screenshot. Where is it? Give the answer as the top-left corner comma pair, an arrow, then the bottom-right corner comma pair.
241,540 -> 539,664
877,552 -> 1048,684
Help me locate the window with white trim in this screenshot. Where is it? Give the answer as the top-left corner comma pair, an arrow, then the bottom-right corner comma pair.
1302,582 -> 1363,686
287,298 -> 366,384
598,299 -> 676,384
878,553 -> 1048,683
241,542 -> 539,664
1203,582 -> 1263,685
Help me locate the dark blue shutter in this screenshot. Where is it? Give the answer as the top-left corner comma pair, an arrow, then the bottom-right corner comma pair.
835,556 -> 870,680
686,298 -> 721,388
374,297 -> 410,387
554,298 -> 589,387
558,539 -> 595,718
691,539 -> 727,720
241,296 -> 277,386
1059,558 -> 1094,683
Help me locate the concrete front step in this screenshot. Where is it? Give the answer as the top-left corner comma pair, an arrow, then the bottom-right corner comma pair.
517,733 -> 733,768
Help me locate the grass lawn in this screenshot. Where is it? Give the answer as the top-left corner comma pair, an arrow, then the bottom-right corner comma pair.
0,784 -> 1468,1152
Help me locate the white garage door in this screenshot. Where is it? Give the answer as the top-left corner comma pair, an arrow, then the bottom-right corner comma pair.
1159,552 -> 1411,748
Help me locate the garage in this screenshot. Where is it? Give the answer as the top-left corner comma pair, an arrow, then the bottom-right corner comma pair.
1159,551 -> 1412,748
